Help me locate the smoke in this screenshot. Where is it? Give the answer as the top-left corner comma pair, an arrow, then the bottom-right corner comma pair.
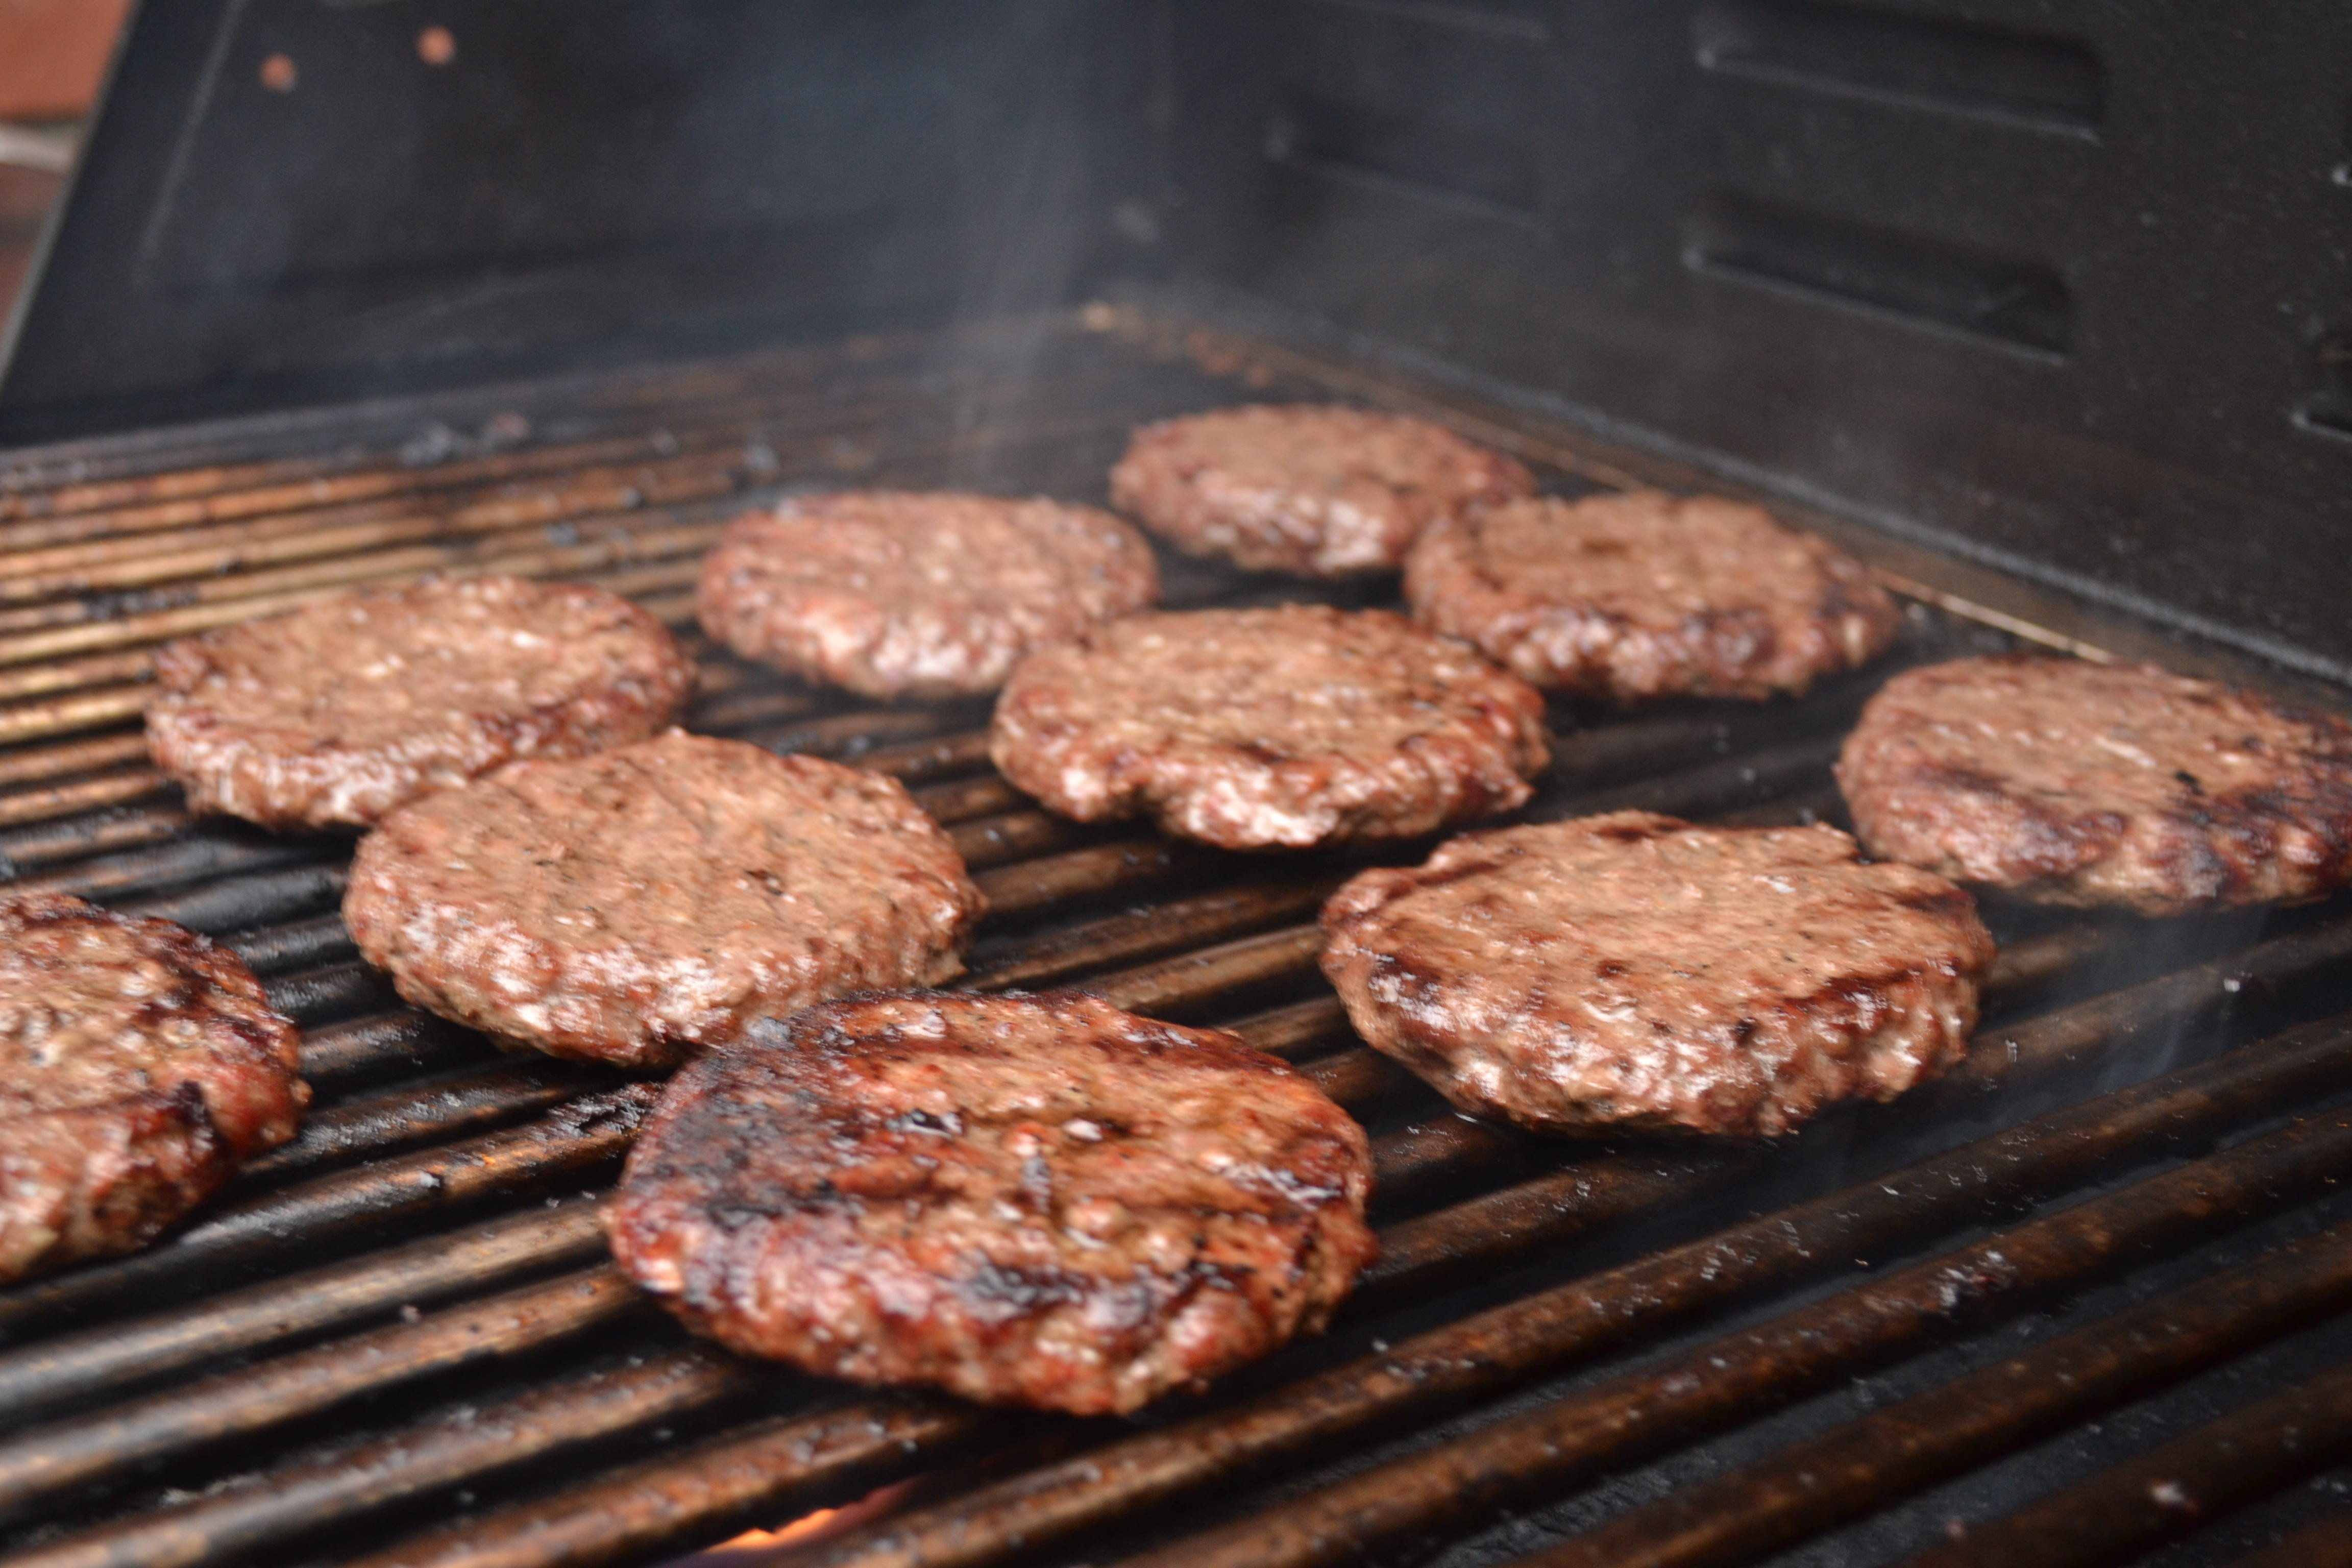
924,4 -> 1119,492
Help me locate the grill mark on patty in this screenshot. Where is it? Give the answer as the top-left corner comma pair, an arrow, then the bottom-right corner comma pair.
1405,490 -> 1900,701
1838,655 -> 2352,914
1,894 -> 306,1283
990,604 -> 1550,851
605,991 -> 1377,1415
344,733 -> 984,1069
696,492 -> 1160,699
1320,812 -> 1993,1139
1110,404 -> 1534,578
145,575 -> 695,831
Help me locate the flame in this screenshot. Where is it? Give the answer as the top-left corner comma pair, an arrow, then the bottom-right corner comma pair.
660,1478 -> 918,1564
693,1509 -> 839,1558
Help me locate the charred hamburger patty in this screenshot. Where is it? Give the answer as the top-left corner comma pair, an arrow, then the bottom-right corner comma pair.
1837,655 -> 2352,916
1405,489 -> 1901,700
989,604 -> 1550,850
696,492 -> 1160,700
1110,404 -> 1534,578
1320,812 -> 1993,1138
0,893 -> 306,1282
344,733 -> 984,1069
604,990 -> 1378,1414
148,575 -> 695,831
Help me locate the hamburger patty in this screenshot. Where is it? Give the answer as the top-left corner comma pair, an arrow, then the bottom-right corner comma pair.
1320,812 -> 1993,1138
1110,404 -> 1534,578
696,492 -> 1161,700
989,604 -> 1551,850
1837,655 -> 2352,916
344,733 -> 985,1069
604,990 -> 1378,1414
1,893 -> 306,1282
148,575 -> 695,831
1405,489 -> 1901,700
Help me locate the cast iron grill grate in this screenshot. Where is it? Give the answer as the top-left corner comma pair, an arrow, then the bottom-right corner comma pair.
2,310 -> 2351,1568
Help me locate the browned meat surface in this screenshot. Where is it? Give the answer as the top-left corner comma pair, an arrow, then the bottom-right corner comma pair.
1405,489 -> 1901,700
1110,404 -> 1533,578
0,893 -> 306,1282
696,492 -> 1160,700
1837,655 -> 2352,916
148,575 -> 696,831
344,733 -> 984,1069
1320,812 -> 1992,1138
605,990 -> 1377,1414
989,604 -> 1550,850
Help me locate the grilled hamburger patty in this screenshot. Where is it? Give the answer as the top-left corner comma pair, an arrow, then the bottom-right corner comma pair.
989,604 -> 1551,850
344,733 -> 984,1069
1,893 -> 306,1282
1405,489 -> 1901,700
1320,812 -> 1993,1138
696,492 -> 1161,700
1110,404 -> 1534,578
605,990 -> 1378,1414
147,575 -> 695,831
1837,655 -> 2352,916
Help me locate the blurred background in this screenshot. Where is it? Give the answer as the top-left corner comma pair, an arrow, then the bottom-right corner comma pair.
0,0 -> 129,319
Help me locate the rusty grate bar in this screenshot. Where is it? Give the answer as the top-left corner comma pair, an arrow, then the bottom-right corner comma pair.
0,1088 -> 658,1341
0,903 -> 2295,1562
81,902 -> 2227,1310
0,1201 -> 611,1420
745,1010 -> 2352,1568
20,1007 -> 2352,1568
3,1349 -> 763,1568
0,1269 -> 653,1518
1144,1104 -> 2352,1568
2228,1512 -> 2352,1568
1892,1352 -> 2352,1568
1514,1218 -> 2352,1568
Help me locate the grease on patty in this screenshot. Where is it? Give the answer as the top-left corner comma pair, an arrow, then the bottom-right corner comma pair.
1837,655 -> 2352,915
989,604 -> 1550,850
1111,404 -> 1533,578
147,575 -> 694,830
1405,489 -> 1900,700
344,732 -> 984,1069
697,492 -> 1159,700
1,894 -> 305,1282
1321,812 -> 1992,1138
605,990 -> 1377,1414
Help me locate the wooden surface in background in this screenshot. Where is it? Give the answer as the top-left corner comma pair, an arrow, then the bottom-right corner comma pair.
0,0 -> 128,120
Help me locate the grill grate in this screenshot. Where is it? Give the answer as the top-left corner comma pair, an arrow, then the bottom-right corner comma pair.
2,311 -> 2351,1568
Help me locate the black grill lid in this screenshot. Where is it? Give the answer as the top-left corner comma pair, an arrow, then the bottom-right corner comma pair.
7,2 -> 2352,684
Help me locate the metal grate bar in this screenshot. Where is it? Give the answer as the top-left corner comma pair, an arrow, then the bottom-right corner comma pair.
0,1268 -> 650,1518
1511,1219 -> 2352,1568
344,1399 -> 992,1568
2227,1512 -> 2352,1568
299,1011 -> 483,1093
0,1202 -> 610,1421
237,1062 -> 616,1188
3,1349 -> 757,1568
1113,1088 -> 2352,1568
398,1008 -> 2352,1568
1893,1346 -> 2352,1567
0,1089 -> 657,1341
0,904 -> 2270,1563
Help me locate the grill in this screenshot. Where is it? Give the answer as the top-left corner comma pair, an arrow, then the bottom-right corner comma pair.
0,309 -> 2349,1568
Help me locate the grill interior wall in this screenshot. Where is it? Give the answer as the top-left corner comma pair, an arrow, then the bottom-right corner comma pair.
2,317 -> 2351,1568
